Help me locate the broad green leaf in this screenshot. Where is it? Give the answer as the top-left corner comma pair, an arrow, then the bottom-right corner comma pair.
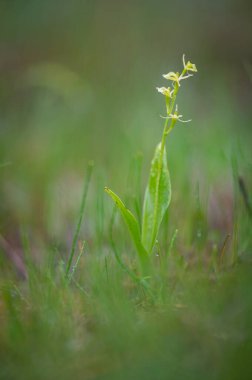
104,187 -> 148,262
141,142 -> 171,253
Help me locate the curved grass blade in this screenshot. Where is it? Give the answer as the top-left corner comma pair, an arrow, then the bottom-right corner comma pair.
142,142 -> 171,253
104,187 -> 148,266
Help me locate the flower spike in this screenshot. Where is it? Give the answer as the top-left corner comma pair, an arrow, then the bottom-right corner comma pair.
158,55 -> 196,123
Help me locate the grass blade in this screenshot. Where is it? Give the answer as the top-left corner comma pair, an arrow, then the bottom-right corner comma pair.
68,241 -> 85,283
65,161 -> 93,277
166,228 -> 178,260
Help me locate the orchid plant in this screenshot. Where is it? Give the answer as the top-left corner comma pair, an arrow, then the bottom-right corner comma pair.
105,55 -> 197,274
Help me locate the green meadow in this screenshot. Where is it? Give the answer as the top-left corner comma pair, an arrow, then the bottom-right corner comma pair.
0,1 -> 252,379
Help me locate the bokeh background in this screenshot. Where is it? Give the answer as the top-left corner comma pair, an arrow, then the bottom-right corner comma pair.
0,0 -> 252,250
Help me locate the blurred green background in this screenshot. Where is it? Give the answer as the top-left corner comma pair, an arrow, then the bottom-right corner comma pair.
0,0 -> 252,245
0,3 -> 252,379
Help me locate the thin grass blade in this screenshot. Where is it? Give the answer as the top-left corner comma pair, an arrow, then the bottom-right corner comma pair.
65,161 -> 93,277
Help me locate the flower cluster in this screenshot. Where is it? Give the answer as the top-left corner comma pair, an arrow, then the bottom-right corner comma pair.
156,55 -> 197,125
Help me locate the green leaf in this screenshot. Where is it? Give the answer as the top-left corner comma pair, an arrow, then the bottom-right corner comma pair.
104,187 -> 148,263
142,142 -> 171,253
